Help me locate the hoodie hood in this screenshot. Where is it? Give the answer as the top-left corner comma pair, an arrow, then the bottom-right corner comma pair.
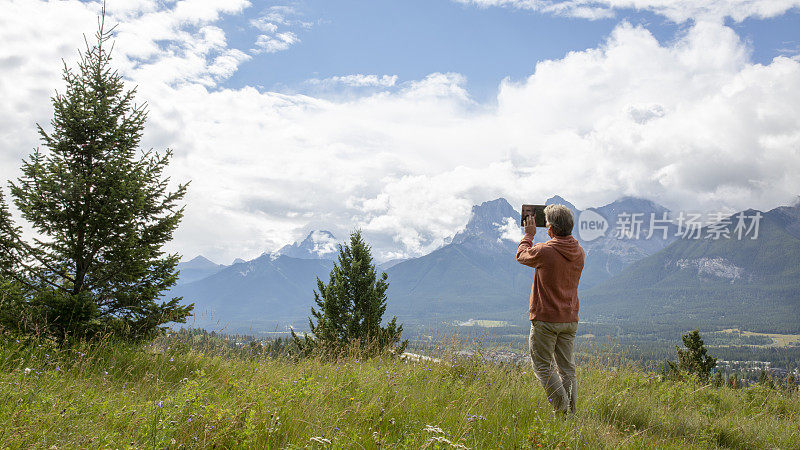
548,235 -> 584,262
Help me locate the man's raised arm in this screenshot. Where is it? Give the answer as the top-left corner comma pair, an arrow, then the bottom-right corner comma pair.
516,215 -> 542,268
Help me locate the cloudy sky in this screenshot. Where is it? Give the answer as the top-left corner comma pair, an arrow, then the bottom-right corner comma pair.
1,0 -> 799,264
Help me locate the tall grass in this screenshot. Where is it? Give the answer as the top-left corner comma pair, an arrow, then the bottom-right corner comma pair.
0,332 -> 797,448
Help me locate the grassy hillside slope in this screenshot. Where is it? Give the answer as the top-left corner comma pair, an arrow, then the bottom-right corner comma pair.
1,336 -> 798,449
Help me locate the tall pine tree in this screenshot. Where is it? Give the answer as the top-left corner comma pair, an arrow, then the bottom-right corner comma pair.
292,230 -> 406,357
0,12 -> 192,342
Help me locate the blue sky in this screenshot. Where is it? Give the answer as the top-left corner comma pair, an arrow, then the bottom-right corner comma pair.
2,0 -> 800,263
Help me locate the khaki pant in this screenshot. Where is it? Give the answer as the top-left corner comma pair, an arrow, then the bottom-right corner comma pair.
529,320 -> 578,414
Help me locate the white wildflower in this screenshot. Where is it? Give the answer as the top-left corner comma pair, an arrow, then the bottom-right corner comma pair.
424,424 -> 444,434
426,436 -> 468,448
24,368 -> 31,375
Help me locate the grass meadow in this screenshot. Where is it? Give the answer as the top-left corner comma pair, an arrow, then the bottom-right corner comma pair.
1,333 -> 798,449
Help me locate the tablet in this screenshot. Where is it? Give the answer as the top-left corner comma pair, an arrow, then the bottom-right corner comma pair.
521,204 -> 547,227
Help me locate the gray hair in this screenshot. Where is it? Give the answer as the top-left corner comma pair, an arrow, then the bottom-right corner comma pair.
544,204 -> 574,236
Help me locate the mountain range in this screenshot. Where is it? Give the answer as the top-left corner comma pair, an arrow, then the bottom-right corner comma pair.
168,195 -> 800,335
173,253 -> 333,331
581,203 -> 800,333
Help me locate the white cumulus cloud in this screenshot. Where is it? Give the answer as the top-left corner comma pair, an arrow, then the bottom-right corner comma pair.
496,217 -> 521,242
253,31 -> 299,54
249,4 -> 312,55
307,74 -> 399,88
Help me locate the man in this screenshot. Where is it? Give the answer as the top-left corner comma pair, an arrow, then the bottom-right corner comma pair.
516,204 -> 585,415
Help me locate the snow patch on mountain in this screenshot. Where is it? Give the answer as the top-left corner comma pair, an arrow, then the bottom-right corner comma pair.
308,231 -> 338,256
237,262 -> 257,277
495,217 -> 519,242
674,257 -> 746,282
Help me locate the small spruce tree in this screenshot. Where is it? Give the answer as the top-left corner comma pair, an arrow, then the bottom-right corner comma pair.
667,329 -> 717,382
292,230 -> 407,357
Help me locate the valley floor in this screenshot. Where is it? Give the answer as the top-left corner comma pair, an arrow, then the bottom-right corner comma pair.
1,336 -> 798,449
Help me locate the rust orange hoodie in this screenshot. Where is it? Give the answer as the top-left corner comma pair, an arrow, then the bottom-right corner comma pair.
516,232 -> 585,322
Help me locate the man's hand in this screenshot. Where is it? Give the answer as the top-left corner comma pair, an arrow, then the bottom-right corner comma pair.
523,213 -> 537,236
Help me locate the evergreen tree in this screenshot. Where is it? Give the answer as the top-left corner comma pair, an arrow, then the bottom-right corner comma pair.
292,230 -> 407,357
0,191 -> 22,276
0,13 -> 191,342
0,190 -> 27,326
669,329 -> 717,382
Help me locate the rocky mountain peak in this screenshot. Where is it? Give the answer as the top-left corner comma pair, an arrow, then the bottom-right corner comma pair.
180,255 -> 220,269
600,196 -> 668,215
545,195 -> 579,212
277,230 -> 339,260
452,198 -> 518,245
